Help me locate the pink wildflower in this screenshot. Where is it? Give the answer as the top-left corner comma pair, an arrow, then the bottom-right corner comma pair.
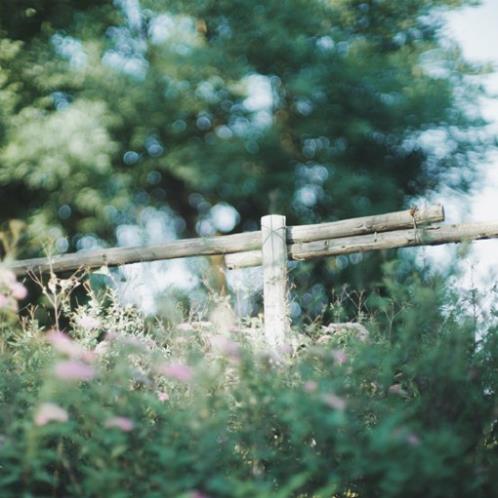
76,315 -> 101,330
158,361 -> 193,382
304,380 -> 318,393
191,492 -> 209,498
105,330 -> 119,341
105,416 -> 134,432
210,335 -> 241,360
406,433 -> 421,446
34,402 -> 69,426
46,330 -> 87,358
322,393 -> 347,411
331,349 -> 348,366
10,282 -> 27,300
54,360 -> 95,381
157,391 -> 170,402
276,343 -> 293,356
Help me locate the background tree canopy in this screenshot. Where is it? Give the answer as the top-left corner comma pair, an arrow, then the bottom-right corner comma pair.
0,0 -> 493,310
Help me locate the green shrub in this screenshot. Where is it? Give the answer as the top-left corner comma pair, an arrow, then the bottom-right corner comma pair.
0,267 -> 497,497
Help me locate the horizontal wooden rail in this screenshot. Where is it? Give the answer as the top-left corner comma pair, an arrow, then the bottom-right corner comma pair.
8,204 -> 443,276
225,221 -> 498,269
285,204 -> 443,243
9,231 -> 260,277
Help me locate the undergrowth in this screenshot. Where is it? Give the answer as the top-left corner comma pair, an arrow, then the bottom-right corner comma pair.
0,264 -> 497,497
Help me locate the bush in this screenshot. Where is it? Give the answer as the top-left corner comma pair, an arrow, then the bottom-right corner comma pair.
0,267 -> 497,497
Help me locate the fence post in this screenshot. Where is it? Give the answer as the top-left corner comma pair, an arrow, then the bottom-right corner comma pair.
261,214 -> 289,351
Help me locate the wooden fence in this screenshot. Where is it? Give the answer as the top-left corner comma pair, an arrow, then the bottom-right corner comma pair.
9,203 -> 498,349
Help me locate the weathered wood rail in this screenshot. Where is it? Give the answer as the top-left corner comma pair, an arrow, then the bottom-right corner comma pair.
8,202 -> 498,352
9,205 -> 443,276
225,221 -> 498,269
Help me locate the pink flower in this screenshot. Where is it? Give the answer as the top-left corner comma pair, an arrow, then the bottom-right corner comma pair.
76,315 -> 101,330
158,362 -> 193,382
210,335 -> 241,360
331,349 -> 348,366
105,416 -> 134,432
304,380 -> 318,393
406,433 -> 421,446
191,492 -> 210,498
54,360 -> 95,381
34,402 -> 69,426
157,391 -> 170,402
46,330 -> 88,359
10,282 -> 27,300
276,343 -> 293,356
105,330 -> 119,341
322,393 -> 347,411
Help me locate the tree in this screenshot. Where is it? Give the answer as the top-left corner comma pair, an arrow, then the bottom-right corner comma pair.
0,0 -> 491,307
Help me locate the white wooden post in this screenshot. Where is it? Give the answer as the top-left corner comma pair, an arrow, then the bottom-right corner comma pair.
261,215 -> 289,350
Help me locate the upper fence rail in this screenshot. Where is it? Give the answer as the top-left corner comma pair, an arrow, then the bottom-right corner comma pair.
8,205 -> 444,276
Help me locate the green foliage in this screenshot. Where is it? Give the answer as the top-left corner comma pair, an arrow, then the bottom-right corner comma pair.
0,0 -> 495,318
0,268 -> 497,497
0,1 -> 491,268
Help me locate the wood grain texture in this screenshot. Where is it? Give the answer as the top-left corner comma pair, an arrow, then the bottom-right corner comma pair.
261,215 -> 289,351
286,203 -> 443,243
9,231 -> 261,276
226,222 -> 498,269
9,204 -> 443,276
